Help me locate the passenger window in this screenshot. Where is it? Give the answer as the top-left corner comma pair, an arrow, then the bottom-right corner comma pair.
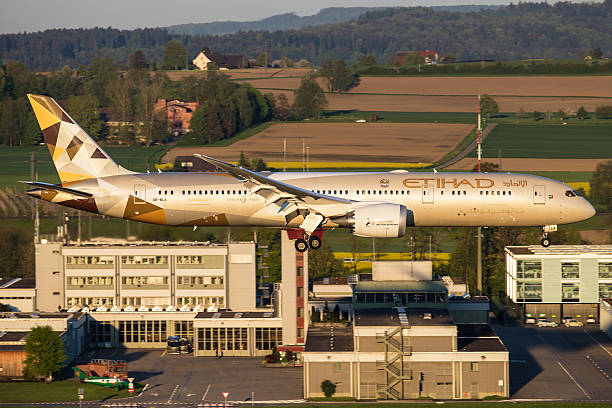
509,191 -> 512,195
345,190 -> 348,194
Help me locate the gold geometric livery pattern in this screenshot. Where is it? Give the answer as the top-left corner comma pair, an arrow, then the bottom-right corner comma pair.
27,94 -> 132,185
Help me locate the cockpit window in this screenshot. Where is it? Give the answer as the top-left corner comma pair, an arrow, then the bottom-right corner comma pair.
565,190 -> 579,197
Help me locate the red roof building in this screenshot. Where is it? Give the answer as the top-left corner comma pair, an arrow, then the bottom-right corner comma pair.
154,99 -> 198,134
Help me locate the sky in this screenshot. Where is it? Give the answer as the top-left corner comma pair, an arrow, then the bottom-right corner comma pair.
0,0 -> 521,34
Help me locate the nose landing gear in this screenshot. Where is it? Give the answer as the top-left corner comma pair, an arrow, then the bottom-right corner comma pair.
540,225 -> 557,247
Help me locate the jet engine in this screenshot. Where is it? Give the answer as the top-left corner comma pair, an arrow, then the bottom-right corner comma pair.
342,203 -> 410,238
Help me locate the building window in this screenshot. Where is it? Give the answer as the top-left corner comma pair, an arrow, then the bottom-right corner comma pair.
517,260 -> 542,279
67,276 -> 113,288
297,328 -> 304,338
561,262 -> 579,279
174,321 -> 194,342
176,255 -> 224,268
599,283 -> 612,299
121,276 -> 169,288
562,283 -> 580,302
297,287 -> 304,297
118,320 -> 166,343
121,255 -> 168,265
177,296 -> 224,307
67,297 -> 114,307
90,320 -> 113,343
66,256 -> 114,265
470,362 -> 479,372
255,328 -> 282,350
599,263 -> 612,279
297,307 -> 304,317
517,282 -> 542,302
199,327 -> 248,352
296,266 -> 303,277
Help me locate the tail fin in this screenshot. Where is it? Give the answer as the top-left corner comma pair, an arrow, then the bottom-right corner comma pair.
27,94 -> 132,185
72,366 -> 88,380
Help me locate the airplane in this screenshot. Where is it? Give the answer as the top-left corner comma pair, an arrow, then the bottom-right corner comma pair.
72,366 -> 130,390
24,94 -> 595,252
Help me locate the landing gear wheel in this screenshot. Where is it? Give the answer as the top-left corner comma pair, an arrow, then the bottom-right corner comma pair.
308,236 -> 322,250
295,238 -> 309,252
540,237 -> 551,247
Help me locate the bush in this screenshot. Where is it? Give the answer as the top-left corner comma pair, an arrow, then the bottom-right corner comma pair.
595,105 -> 612,119
264,354 -> 276,364
321,380 -> 336,398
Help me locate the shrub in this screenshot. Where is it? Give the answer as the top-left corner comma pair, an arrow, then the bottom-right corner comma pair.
321,379 -> 336,398
595,105 -> 612,119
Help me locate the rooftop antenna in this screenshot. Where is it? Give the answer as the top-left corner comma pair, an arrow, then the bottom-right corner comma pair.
477,94 -> 482,173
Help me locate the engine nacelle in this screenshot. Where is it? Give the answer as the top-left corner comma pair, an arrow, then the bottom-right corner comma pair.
349,203 -> 410,238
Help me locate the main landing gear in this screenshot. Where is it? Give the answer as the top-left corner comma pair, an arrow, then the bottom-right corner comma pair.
540,225 -> 557,247
294,235 -> 322,252
287,228 -> 324,253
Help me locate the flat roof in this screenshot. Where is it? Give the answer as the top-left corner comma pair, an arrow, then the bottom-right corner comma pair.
506,245 -> 612,256
0,312 -> 72,320
305,326 -> 354,352
457,324 -> 496,337
0,332 -> 29,342
195,311 -> 274,319
50,240 -> 253,248
353,281 -> 447,293
458,337 -> 506,352
354,308 -> 454,327
0,278 -> 35,289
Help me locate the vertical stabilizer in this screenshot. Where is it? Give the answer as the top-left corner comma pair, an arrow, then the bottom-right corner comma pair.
27,94 -> 133,184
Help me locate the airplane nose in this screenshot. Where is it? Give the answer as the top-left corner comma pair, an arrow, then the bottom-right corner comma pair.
583,199 -> 596,220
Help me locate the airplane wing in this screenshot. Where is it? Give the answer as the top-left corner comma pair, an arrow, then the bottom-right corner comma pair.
19,181 -> 93,198
194,154 -> 351,233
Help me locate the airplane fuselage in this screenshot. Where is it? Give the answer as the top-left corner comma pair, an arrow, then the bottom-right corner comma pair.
30,170 -> 595,230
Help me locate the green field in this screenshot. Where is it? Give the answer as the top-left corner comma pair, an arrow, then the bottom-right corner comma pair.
0,380 -> 144,403
2,145 -> 169,189
472,124 -> 612,159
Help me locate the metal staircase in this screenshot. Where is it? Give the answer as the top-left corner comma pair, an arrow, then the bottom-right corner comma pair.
375,309 -> 412,400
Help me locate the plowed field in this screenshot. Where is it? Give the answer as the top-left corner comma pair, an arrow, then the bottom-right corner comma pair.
164,122 -> 474,164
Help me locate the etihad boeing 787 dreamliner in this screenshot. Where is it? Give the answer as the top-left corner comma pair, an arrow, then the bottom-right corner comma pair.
24,94 -> 595,251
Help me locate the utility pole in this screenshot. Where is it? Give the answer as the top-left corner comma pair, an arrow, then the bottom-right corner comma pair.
30,152 -> 35,220
34,171 -> 40,244
498,148 -> 502,172
306,146 -> 310,172
264,42 -> 268,75
302,139 -> 305,172
283,138 -> 286,172
77,211 -> 81,245
477,95 -> 483,296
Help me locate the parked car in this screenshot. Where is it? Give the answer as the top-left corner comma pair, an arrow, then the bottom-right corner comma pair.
564,319 -> 584,327
586,317 -> 597,324
525,317 -> 536,324
537,318 -> 558,327
562,316 -> 573,324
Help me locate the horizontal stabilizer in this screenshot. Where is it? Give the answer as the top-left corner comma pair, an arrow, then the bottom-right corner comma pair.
19,181 -> 93,198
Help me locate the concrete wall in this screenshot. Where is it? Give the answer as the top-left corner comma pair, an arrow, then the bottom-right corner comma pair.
306,361 -> 353,397
0,288 -> 36,312
280,230 -> 308,345
227,243 -> 256,311
35,243 -> 64,312
542,257 -> 561,303
372,261 -> 432,281
601,300 -> 612,338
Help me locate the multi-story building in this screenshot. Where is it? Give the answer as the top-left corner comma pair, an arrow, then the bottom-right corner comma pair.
303,308 -> 508,400
35,241 -> 256,312
506,245 -> 612,323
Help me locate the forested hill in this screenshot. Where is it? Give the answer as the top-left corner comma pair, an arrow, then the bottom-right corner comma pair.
166,5 -> 501,36
1,1 -> 611,71
166,7 -> 380,35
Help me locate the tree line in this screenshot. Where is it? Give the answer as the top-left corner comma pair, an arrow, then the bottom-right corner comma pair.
0,55 -> 281,146
1,1 -> 612,71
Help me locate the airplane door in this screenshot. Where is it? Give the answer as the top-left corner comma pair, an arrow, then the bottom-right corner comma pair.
533,185 -> 545,204
422,185 -> 434,204
134,184 -> 146,204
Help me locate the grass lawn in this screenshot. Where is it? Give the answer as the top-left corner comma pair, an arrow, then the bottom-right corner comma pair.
300,404 -> 612,408
322,110 -> 477,123
470,123 -> 612,159
1,145 -> 170,189
0,380 -> 144,403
